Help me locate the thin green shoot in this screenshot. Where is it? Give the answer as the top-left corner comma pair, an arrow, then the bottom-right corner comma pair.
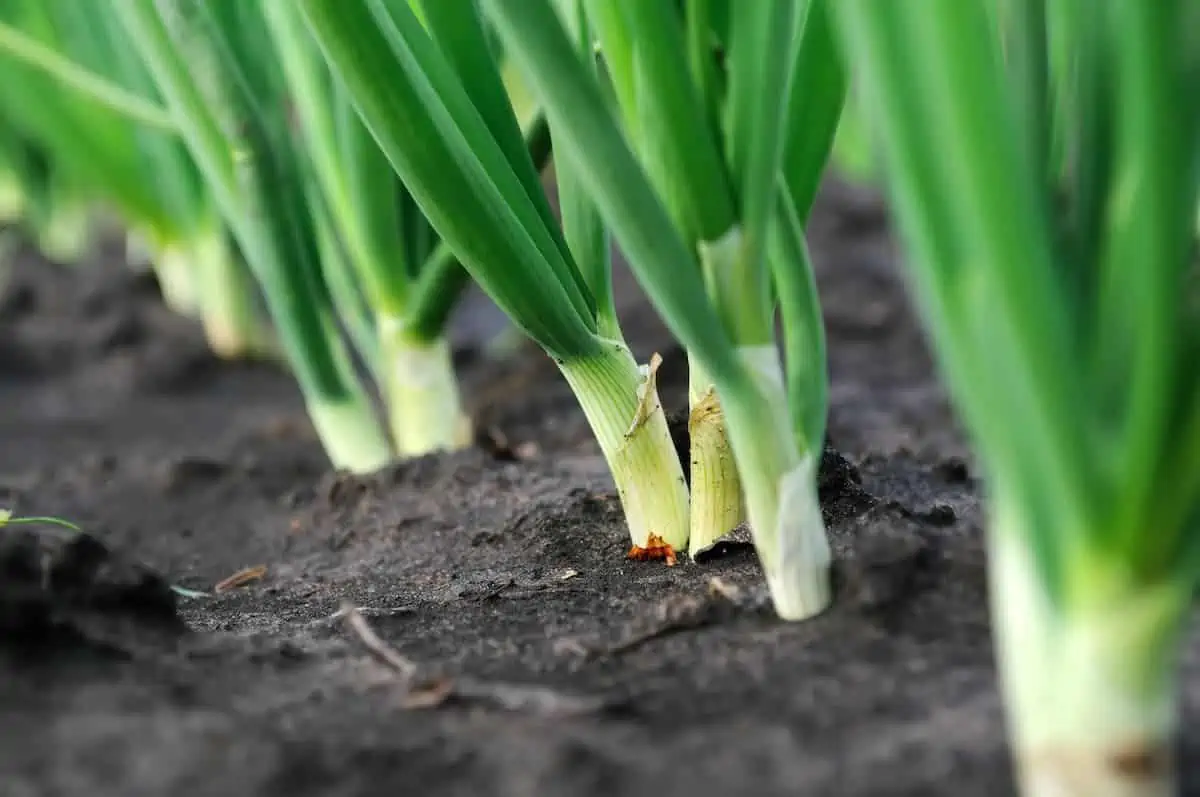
0,508 -> 81,532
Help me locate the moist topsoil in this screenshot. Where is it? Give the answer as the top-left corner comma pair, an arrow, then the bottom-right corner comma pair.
1,181 -> 1197,797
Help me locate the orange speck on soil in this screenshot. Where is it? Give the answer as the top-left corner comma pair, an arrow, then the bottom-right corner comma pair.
626,534 -> 678,567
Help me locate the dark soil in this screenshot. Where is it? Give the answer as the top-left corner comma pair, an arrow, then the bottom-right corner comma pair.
1,180 -> 1196,797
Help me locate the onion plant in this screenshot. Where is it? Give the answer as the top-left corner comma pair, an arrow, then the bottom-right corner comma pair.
472,0 -> 843,618
837,1 -> 1200,793
114,0 -> 394,472
295,0 -> 691,556
554,0 -> 844,557
267,3 -> 559,456
3,0 -> 502,465
260,6 -> 515,456
0,0 -> 270,357
262,3 -> 468,453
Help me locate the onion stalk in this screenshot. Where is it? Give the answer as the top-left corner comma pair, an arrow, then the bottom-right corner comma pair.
582,0 -> 749,556
114,0 -> 392,473
297,0 -> 690,552
836,0 -> 1200,792
563,0 -> 844,558
264,5 -> 554,457
482,0 -> 842,618
261,3 -> 475,456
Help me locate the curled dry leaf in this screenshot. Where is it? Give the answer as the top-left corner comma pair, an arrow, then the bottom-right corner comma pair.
213,565 -> 267,593
625,352 -> 664,439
